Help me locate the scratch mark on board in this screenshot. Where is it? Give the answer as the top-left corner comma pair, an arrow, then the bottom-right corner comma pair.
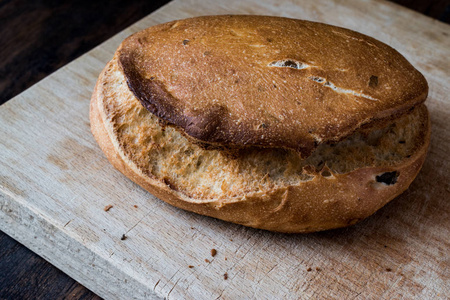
125,210 -> 152,234
153,279 -> 161,291
166,277 -> 181,299
63,219 -> 73,228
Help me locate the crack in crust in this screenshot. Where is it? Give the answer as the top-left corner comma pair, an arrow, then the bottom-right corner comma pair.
308,76 -> 379,101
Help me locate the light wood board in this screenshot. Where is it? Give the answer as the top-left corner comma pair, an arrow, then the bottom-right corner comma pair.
1,0 -> 449,299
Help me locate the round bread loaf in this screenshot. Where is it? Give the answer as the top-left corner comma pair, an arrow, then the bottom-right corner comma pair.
90,16 -> 430,232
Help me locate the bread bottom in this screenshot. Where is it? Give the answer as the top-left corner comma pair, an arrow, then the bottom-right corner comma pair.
90,57 -> 430,232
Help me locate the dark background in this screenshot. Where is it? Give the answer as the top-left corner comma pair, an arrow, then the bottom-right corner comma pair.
0,0 -> 449,299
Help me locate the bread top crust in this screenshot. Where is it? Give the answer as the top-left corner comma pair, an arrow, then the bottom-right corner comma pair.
118,15 -> 428,157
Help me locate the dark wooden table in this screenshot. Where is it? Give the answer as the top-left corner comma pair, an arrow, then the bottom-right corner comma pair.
0,0 -> 448,298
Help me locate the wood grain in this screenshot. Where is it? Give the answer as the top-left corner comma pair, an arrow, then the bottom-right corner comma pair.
0,233 -> 101,299
1,0 -> 449,299
0,1 -> 169,298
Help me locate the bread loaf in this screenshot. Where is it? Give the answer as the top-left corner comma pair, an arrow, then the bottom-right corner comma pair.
90,15 -> 430,232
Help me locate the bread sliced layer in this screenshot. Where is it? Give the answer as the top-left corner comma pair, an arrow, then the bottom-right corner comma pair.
90,56 -> 430,233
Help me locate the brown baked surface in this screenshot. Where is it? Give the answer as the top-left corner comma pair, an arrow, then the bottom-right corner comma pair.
90,55 -> 430,232
118,15 -> 428,157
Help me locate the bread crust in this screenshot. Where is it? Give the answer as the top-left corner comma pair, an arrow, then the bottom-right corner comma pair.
90,59 -> 430,233
118,15 -> 428,157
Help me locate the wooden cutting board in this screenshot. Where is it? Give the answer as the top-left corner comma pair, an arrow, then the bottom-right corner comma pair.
1,0 -> 449,298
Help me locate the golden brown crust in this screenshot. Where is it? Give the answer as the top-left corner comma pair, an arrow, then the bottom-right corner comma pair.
118,15 -> 428,157
90,56 -> 430,233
